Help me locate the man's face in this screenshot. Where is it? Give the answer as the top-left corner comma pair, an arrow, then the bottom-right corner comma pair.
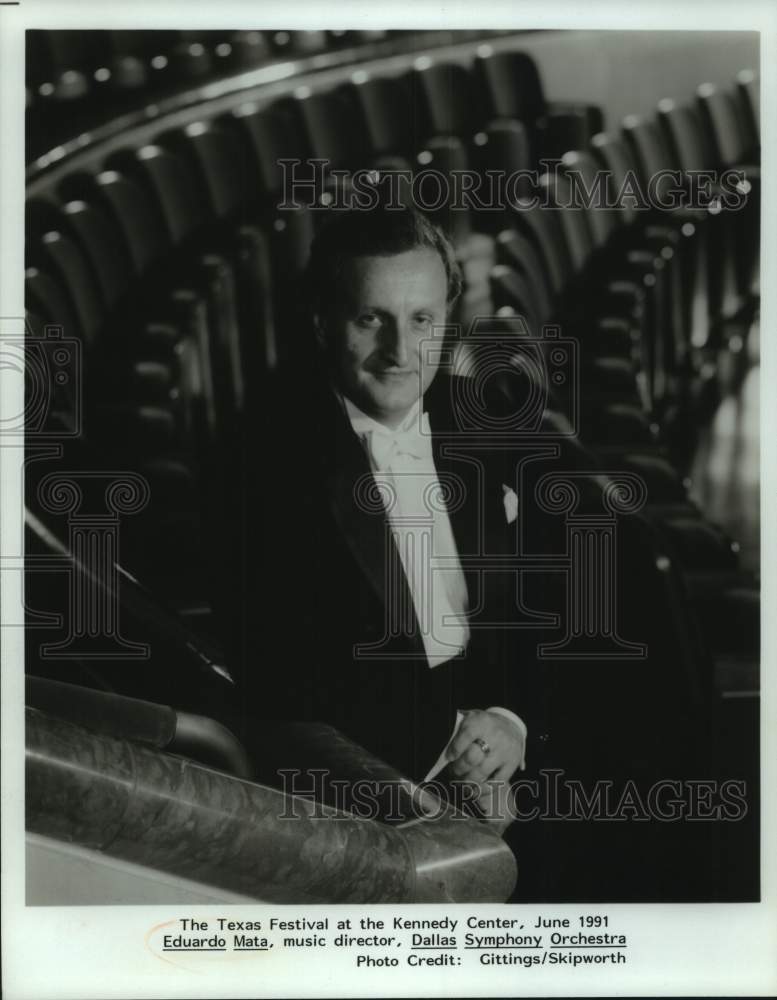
319,248 -> 449,428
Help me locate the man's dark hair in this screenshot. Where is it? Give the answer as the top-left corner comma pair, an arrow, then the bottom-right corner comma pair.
304,205 -> 463,320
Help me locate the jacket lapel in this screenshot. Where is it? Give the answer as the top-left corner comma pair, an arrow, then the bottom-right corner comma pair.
426,374 -> 512,623
319,374 -> 499,646
319,387 -> 414,629
427,374 -> 488,559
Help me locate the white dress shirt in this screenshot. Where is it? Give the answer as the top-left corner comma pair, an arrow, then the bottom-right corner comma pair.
342,394 -> 527,770
344,395 -> 470,667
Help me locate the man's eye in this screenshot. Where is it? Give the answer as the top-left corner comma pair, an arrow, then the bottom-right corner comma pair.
413,314 -> 433,327
356,313 -> 380,328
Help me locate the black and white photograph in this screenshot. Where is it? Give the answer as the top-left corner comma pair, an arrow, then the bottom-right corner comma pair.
1,2 -> 775,997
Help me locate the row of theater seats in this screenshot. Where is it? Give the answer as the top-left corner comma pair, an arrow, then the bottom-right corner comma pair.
27,28 -> 404,99
493,82 -> 760,439
25,29 -> 503,163
27,28 -> 397,82
481,62 -> 760,705
24,44 -> 759,720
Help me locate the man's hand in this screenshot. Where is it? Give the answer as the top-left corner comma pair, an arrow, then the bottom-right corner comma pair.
446,709 -> 525,788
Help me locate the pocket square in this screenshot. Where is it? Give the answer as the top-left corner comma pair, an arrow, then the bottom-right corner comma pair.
502,484 -> 519,525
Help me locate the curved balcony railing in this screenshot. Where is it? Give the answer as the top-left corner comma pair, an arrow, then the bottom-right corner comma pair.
27,29 -> 533,190
26,706 -> 518,903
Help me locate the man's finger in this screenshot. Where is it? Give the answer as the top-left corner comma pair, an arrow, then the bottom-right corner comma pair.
462,743 -> 487,767
450,754 -> 491,781
446,712 -> 488,760
449,740 -> 502,779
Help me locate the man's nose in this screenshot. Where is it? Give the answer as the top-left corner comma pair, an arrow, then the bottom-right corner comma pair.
382,321 -> 411,367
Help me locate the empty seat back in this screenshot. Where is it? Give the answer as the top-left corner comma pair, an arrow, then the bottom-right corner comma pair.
696,82 -> 750,168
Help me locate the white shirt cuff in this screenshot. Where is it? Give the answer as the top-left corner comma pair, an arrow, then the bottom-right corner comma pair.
487,706 -> 528,771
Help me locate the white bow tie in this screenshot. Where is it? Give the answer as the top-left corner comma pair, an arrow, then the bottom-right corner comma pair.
364,413 -> 433,471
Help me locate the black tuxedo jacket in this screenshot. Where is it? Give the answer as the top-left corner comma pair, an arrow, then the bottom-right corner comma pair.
234,369 -> 552,782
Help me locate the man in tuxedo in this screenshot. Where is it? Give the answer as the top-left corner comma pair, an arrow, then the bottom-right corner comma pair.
238,205 -> 549,826
232,205 -> 720,899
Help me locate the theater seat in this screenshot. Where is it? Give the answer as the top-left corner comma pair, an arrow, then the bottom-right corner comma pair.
295,84 -> 372,169
61,199 -> 135,309
66,169 -> 169,276
537,105 -> 594,161
25,268 -> 76,338
472,119 -> 532,224
697,82 -> 760,306
105,145 -> 207,246
735,69 -> 760,161
416,136 -> 472,242
351,71 -> 421,161
411,59 -> 485,142
696,82 -> 753,170
162,121 -> 252,221
27,230 -> 104,346
474,46 -> 604,162
220,31 -> 273,70
229,98 -> 308,203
